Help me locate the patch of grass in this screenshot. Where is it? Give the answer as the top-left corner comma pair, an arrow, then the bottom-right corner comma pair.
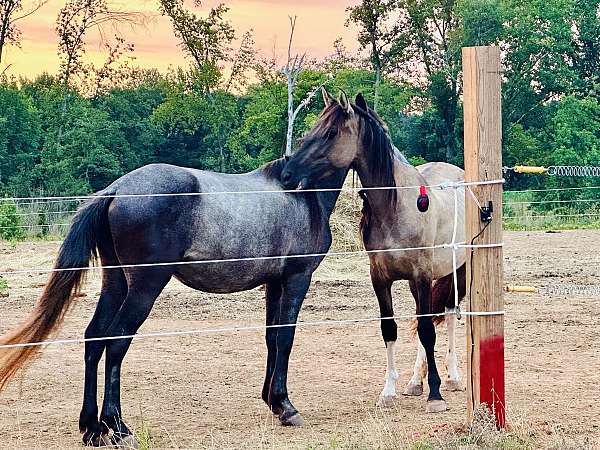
295,406 -> 596,450
503,191 -> 600,231
0,276 -> 9,297
133,412 -> 154,450
503,216 -> 600,231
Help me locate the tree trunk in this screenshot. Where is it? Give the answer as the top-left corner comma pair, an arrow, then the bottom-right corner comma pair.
0,14 -> 9,66
374,64 -> 381,112
57,57 -> 73,143
285,75 -> 294,156
371,37 -> 381,112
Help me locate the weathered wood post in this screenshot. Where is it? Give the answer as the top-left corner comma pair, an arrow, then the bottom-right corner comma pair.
462,45 -> 505,428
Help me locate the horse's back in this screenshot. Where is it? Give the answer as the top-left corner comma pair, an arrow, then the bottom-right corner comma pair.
416,162 -> 464,185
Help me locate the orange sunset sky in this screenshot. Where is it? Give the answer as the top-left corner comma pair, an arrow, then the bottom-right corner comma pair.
4,0 -> 362,78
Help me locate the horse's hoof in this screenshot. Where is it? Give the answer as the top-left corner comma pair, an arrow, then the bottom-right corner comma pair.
444,379 -> 465,392
377,394 -> 397,407
402,383 -> 423,396
426,399 -> 447,413
280,412 -> 304,427
82,430 -> 111,447
112,433 -> 138,449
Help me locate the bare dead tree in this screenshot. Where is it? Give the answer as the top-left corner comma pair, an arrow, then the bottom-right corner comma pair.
282,16 -> 331,157
282,16 -> 305,157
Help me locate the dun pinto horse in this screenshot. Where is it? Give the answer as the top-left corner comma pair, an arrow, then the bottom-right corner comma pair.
281,90 -> 466,413
0,160 -> 349,445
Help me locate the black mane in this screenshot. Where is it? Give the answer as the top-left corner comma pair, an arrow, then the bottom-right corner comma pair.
261,156 -> 325,244
351,104 -> 397,208
261,157 -> 289,181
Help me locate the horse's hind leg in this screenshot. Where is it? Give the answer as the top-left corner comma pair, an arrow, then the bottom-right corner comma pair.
98,267 -> 171,445
444,308 -> 463,391
79,267 -> 128,446
371,277 -> 399,406
444,264 -> 466,392
414,275 -> 446,413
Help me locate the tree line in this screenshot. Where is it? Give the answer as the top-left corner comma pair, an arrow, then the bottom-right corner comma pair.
0,0 -> 599,208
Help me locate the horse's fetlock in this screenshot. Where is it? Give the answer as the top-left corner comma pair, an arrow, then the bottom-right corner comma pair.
385,369 -> 399,381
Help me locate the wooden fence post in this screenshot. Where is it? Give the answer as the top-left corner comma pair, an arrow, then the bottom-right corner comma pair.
462,45 -> 505,428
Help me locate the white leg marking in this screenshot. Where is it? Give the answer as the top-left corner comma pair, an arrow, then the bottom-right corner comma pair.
402,338 -> 426,396
408,339 -> 427,386
444,307 -> 463,391
378,341 -> 398,405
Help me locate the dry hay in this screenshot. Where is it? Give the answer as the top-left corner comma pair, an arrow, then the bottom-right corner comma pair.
329,172 -> 363,253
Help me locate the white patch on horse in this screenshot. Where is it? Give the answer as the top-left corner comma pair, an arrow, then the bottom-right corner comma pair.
410,340 -> 427,385
444,307 -> 463,391
402,339 -> 426,396
378,341 -> 398,405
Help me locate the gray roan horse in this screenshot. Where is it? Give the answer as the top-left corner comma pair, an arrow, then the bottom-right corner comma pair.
281,90 -> 467,413
0,159 -> 349,445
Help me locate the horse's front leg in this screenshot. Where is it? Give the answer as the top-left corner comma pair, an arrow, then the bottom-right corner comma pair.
263,272 -> 311,426
444,307 -> 464,391
415,276 -> 447,412
403,280 -> 426,396
262,281 -> 283,405
372,278 -> 399,406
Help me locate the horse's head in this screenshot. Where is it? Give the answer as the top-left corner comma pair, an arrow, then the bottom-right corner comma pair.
280,89 -> 366,190
281,90 -> 396,207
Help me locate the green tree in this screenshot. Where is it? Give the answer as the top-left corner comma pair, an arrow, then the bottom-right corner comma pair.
151,90 -> 242,171
570,0 -> 600,97
35,95 -> 125,194
228,78 -> 287,170
0,201 -> 25,240
0,84 -> 41,194
94,82 -> 168,171
501,0 -> 577,127
346,0 -> 400,111
55,0 -> 140,139
159,0 -> 240,94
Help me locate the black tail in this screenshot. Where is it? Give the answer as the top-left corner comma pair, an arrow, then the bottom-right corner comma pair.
0,194 -> 114,392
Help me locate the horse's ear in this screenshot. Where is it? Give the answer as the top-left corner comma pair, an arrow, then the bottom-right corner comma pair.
355,93 -> 368,111
322,87 -> 334,107
338,91 -> 353,114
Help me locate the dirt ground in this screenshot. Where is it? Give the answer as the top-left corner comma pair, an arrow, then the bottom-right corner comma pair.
0,230 -> 599,449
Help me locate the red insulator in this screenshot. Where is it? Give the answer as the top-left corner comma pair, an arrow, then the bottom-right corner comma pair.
417,185 -> 429,212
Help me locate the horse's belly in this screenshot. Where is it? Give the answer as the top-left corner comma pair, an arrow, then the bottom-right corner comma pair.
432,247 -> 466,279
173,259 -> 283,294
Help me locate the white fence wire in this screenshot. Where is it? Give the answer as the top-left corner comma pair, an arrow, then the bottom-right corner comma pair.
0,178 -> 505,350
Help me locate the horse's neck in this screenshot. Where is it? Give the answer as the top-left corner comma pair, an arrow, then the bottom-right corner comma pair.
355,152 -> 425,216
315,168 -> 350,218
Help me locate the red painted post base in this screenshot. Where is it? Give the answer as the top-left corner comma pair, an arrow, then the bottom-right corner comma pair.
479,335 -> 506,428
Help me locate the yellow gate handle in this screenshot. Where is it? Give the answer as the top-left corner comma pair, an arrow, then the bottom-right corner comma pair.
512,166 -> 548,174
505,285 -> 538,293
